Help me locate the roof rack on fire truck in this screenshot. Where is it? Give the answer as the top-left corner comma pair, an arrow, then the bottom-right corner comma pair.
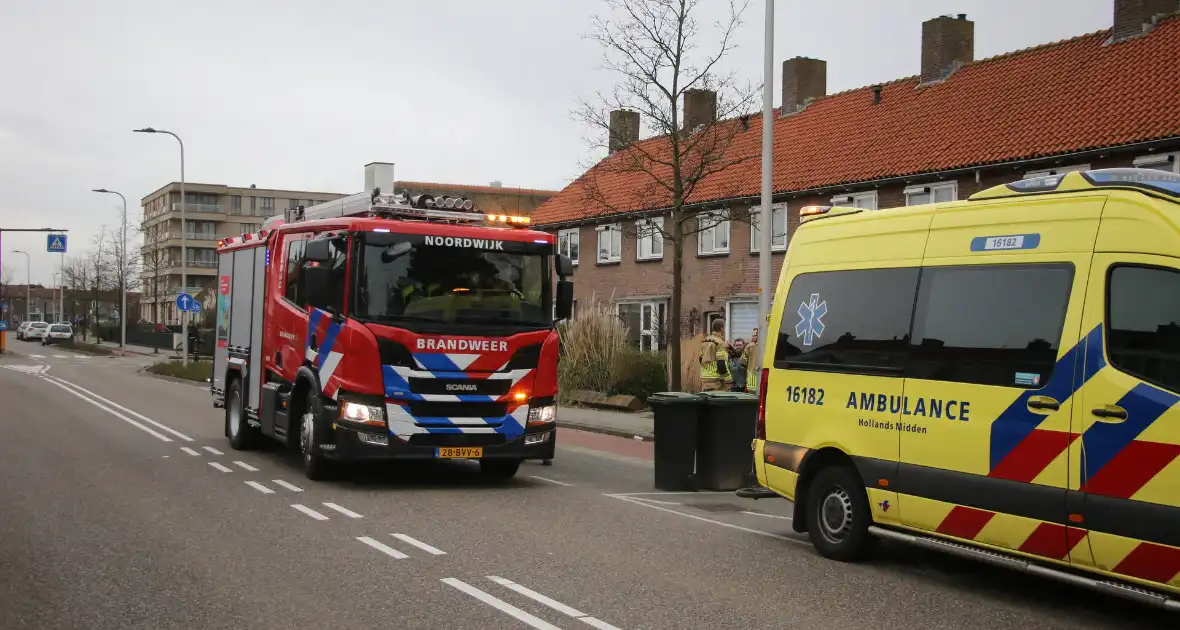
262,162 -> 531,230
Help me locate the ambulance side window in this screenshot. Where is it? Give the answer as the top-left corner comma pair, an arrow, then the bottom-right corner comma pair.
907,263 -> 1073,388
1107,265 -> 1180,393
285,237 -> 306,304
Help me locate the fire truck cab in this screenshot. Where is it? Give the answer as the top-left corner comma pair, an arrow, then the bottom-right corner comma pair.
212,162 -> 573,480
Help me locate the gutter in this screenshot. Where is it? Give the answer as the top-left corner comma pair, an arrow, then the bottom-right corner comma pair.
537,136 -> 1180,229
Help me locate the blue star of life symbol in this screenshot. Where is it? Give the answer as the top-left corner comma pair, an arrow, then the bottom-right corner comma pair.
795,293 -> 827,346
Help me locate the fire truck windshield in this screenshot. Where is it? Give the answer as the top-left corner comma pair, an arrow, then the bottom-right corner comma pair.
353,231 -> 552,330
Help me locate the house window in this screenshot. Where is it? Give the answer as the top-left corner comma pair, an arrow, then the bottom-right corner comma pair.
230,196 -> 242,215
240,223 -> 261,234
697,211 -> 730,255
618,301 -> 665,352
1134,153 -> 1179,173
727,301 -> 759,344
904,182 -> 958,206
636,217 -> 664,261
1025,164 -> 1090,178
260,198 -> 275,215
557,228 -> 580,265
750,204 -> 787,252
830,192 -> 878,210
596,224 -> 621,263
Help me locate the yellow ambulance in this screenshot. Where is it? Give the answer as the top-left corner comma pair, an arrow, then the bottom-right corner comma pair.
752,167 -> 1180,610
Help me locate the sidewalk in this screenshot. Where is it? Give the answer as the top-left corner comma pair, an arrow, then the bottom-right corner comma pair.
557,405 -> 654,441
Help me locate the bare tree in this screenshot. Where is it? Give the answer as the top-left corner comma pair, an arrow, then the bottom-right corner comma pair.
138,224 -> 166,323
574,0 -> 757,389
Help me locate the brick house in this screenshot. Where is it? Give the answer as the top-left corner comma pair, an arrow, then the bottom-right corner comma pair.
531,0 -> 1180,350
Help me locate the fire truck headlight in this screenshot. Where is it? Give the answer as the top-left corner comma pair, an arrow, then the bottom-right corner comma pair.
527,405 -> 555,426
340,401 -> 386,427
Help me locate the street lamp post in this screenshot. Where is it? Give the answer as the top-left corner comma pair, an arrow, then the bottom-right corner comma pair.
11,250 -> 30,322
135,127 -> 188,365
93,189 -> 128,349
758,0 -> 774,348
52,272 -> 60,323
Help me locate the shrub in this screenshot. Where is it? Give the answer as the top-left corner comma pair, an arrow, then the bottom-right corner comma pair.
556,298 -> 630,404
610,345 -> 668,400
671,334 -> 704,394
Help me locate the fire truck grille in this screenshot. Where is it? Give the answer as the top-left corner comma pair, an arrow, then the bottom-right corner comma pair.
407,401 -> 508,419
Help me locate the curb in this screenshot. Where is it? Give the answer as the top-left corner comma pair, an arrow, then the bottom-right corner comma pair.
556,419 -> 653,442
136,366 -> 209,389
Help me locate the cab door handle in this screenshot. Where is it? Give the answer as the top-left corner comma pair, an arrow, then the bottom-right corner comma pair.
1026,396 -> 1060,413
1092,405 -> 1128,422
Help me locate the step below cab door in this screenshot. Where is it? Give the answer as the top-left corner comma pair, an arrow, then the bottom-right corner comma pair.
1075,254 -> 1180,590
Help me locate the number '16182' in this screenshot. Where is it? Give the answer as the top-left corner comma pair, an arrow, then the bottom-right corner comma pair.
785,386 -> 824,406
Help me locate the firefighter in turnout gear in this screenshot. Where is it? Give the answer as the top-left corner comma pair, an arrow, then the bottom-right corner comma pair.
699,318 -> 731,392
741,327 -> 760,394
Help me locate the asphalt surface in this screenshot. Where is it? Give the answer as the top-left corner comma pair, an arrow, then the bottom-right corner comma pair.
0,346 -> 1174,629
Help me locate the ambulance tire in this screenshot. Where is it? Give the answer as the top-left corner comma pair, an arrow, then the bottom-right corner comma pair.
299,387 -> 334,481
225,377 -> 258,450
805,465 -> 876,562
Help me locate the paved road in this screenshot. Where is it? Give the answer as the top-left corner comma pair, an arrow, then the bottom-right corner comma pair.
0,350 -> 1173,629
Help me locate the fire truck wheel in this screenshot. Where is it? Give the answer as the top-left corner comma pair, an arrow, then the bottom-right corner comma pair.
300,388 -> 334,481
479,458 -> 522,479
225,378 -> 257,450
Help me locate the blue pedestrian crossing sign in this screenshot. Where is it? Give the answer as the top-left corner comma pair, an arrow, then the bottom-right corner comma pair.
0,321 -> 7,331
176,292 -> 201,313
47,234 -> 68,253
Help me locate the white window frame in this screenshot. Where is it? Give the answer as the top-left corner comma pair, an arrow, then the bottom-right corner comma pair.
697,211 -> 730,256
617,300 -> 664,353
635,217 -> 664,261
904,182 -> 958,206
1024,164 -> 1090,178
749,203 -> 788,252
1134,153 -> 1180,173
725,299 -> 760,342
596,223 -> 621,264
830,191 -> 879,210
557,228 -> 580,265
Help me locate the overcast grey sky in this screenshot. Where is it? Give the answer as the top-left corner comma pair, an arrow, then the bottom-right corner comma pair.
0,0 -> 1110,285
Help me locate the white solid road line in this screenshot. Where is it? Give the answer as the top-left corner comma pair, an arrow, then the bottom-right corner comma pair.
208,462 -> 233,473
42,379 -> 173,442
485,577 -> 625,629
529,475 -> 572,486
291,504 -> 330,521
45,376 -> 196,442
441,578 -> 563,630
180,447 -> 200,456
233,461 -> 259,472
610,495 -> 807,546
392,533 -> 446,555
357,536 -> 409,559
271,479 -> 303,492
741,511 -> 792,521
322,502 -> 363,518
202,446 -> 224,455
245,481 -> 274,494
628,497 -> 682,506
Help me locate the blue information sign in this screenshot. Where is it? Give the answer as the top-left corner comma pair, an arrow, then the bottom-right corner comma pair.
176,293 -> 200,313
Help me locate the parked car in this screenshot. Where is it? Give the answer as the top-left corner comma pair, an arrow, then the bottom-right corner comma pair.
41,324 -> 73,345
24,322 -> 50,341
15,322 -> 32,340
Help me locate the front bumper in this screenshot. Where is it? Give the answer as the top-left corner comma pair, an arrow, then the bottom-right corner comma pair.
325,422 -> 557,462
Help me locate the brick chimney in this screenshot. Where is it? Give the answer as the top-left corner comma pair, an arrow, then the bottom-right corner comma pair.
920,14 -> 974,84
1112,0 -> 1179,42
682,89 -> 717,131
608,109 -> 640,154
781,57 -> 826,115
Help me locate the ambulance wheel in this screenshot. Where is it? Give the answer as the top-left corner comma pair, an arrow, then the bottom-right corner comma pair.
225,378 -> 258,450
806,465 -> 875,562
479,458 -> 521,480
299,388 -> 334,481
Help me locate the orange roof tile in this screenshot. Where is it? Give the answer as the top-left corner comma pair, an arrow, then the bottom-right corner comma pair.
534,20 -> 1180,225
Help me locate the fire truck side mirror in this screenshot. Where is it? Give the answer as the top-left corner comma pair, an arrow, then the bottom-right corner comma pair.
555,280 -> 574,321
555,254 -> 574,278
304,238 -> 333,263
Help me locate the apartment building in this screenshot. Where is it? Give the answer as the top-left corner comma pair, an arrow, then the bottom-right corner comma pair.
533,0 -> 1180,350
139,182 -> 348,323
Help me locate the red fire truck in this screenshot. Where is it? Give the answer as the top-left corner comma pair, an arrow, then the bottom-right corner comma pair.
212,162 -> 573,480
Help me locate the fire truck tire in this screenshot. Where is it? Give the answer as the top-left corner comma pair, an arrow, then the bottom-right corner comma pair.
479,458 -> 522,479
300,387 -> 334,481
225,377 -> 258,450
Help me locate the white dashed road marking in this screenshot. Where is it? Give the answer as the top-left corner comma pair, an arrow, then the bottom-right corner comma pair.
245,481 -> 274,494
392,533 -> 446,555
233,461 -> 258,472
322,502 -> 363,518
441,578 -> 563,630
357,536 -> 409,559
486,577 -> 624,630
202,446 -> 223,455
208,462 -> 233,473
53,355 -> 67,359
291,504 -> 330,521
271,479 -> 303,492
181,447 -> 200,456
30,354 -> 45,359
